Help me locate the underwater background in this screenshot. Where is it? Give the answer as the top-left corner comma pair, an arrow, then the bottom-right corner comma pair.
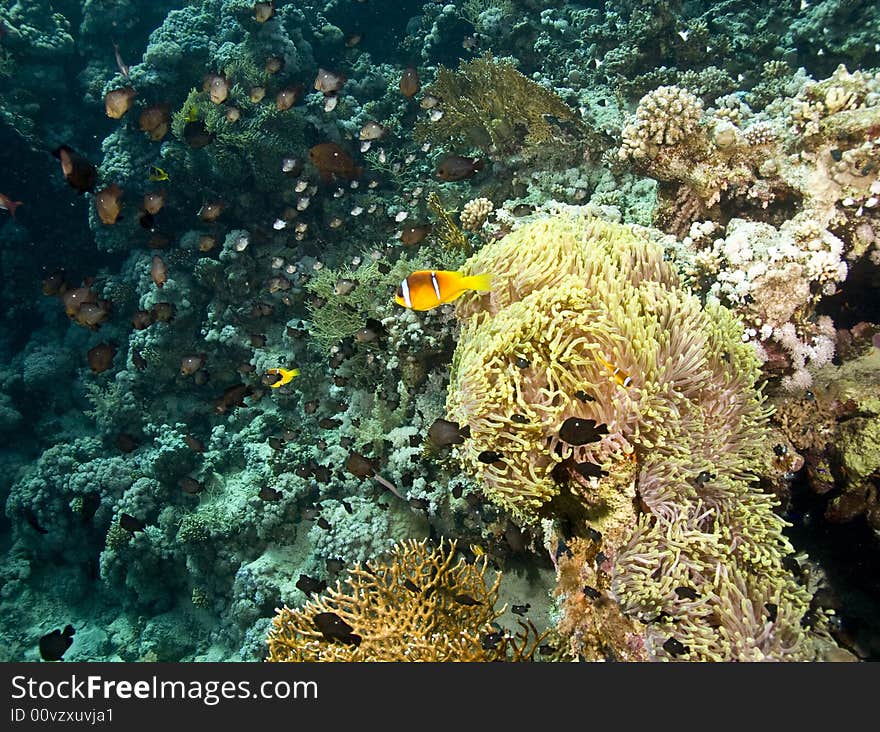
1,0 -> 879,662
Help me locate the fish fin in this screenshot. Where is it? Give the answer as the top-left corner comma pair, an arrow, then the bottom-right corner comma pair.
472,158 -> 484,172
462,273 -> 493,292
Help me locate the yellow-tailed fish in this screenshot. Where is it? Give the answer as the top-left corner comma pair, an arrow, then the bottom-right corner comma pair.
395,269 -> 492,311
266,367 -> 299,387
470,544 -> 485,558
595,354 -> 633,388
148,165 -> 169,182
185,106 -> 199,123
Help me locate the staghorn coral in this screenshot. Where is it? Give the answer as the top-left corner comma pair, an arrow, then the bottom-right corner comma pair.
414,53 -> 590,157
446,212 -> 835,660
266,539 -> 541,661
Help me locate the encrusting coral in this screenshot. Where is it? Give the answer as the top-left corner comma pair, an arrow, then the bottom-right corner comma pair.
446,212 -> 836,660
266,539 -> 542,661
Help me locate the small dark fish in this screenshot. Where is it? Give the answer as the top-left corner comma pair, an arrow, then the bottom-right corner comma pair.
258,486 -> 282,502
559,417 -> 608,445
268,436 -> 285,451
326,558 -> 345,574
115,433 -> 138,453
674,586 -> 698,601
481,631 -> 504,650
555,539 -> 572,560
583,585 -> 601,600
39,625 -> 75,661
345,451 -> 375,478
511,204 -> 534,217
184,119 -> 214,148
511,414 -> 529,424
477,450 -> 503,464
538,643 -> 556,656
296,575 -> 327,596
427,418 -> 467,447
662,637 -> 689,657
340,499 -> 353,514
313,465 -> 332,484
452,593 -> 482,606
313,612 -> 361,646
408,497 -> 429,511
87,342 -> 116,374
574,390 -> 595,403
401,578 -> 421,593
214,383 -> 252,414
131,309 -> 154,330
184,435 -> 205,452
511,603 -> 530,616
584,526 -> 602,543
574,462 -> 608,480
52,145 -> 97,194
178,477 -> 204,495
436,154 -> 483,182
452,483 -> 464,499
694,470 -> 715,487
515,357 -> 530,369
781,555 -> 801,577
800,609 -> 818,628
119,513 -> 145,533
595,551 -> 608,566
317,517 -> 332,530
765,602 -> 778,623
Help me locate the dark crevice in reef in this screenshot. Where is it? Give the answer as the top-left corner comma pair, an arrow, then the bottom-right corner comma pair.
785,472 -> 880,661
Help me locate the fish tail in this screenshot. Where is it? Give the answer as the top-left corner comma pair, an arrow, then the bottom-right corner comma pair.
462,273 -> 493,292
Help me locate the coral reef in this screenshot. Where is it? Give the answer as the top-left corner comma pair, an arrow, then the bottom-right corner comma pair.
1,0 -> 878,664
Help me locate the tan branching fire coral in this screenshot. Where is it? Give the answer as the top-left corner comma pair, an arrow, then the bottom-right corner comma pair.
266,539 -> 542,661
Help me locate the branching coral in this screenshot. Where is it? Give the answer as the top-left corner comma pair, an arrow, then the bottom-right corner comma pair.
266,539 -> 541,661
414,53 -> 590,157
305,255 -> 414,350
446,212 -> 834,660
427,192 -> 470,252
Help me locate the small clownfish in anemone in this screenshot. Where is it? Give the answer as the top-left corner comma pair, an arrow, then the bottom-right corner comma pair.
395,270 -> 492,311
594,353 -> 633,388
265,367 -> 299,388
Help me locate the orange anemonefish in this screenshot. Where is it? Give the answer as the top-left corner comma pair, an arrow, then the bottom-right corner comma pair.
595,354 -> 633,388
266,367 -> 299,387
394,270 -> 492,311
